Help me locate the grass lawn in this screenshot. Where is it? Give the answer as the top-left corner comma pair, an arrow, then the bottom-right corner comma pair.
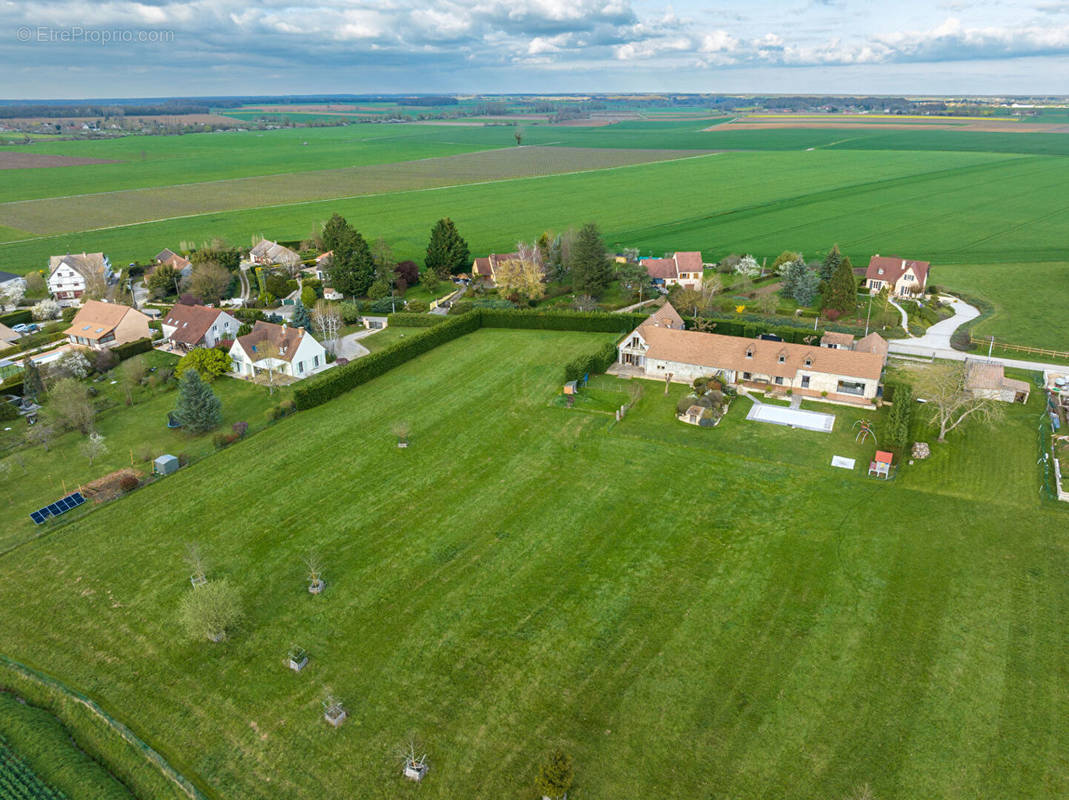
937,262 -> 1069,351
0,330 -> 1065,800
358,326 -> 428,354
0,350 -> 286,553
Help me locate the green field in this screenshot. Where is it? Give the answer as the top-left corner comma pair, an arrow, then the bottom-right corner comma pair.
0,330 -> 1065,799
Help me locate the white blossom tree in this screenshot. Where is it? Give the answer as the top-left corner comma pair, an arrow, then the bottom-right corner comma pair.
81,432 -> 108,465
32,299 -> 61,321
734,255 -> 761,278
0,282 -> 25,312
311,300 -> 342,354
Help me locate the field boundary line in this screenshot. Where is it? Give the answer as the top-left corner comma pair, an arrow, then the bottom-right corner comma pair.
0,654 -> 208,799
0,151 -> 724,245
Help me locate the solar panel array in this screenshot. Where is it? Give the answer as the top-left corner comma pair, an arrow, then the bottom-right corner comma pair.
29,492 -> 86,525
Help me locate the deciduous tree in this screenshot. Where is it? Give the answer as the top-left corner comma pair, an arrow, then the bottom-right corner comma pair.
46,377 -> 95,434
494,242 -> 545,301
31,299 -> 61,321
178,578 -> 243,642
912,362 -> 1004,442
81,431 -> 108,465
147,263 -> 179,299
176,347 -> 231,381
190,262 -> 232,305
311,300 -> 341,354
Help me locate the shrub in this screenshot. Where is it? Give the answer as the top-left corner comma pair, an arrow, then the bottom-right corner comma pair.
563,340 -> 619,382
265,407 -> 279,423
0,308 -> 32,327
93,349 -> 118,373
232,421 -> 248,438
387,312 -> 447,327
339,302 -> 362,324
279,399 -> 296,416
112,337 -> 154,362
176,347 -> 231,381
118,474 -> 140,493
0,400 -> 19,421
448,299 -> 474,315
178,578 -> 243,642
212,431 -> 240,450
950,329 -> 976,351
405,300 -> 429,313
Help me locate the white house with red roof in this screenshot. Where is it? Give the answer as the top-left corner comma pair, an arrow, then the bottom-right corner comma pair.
865,255 -> 930,297
640,251 -> 703,290
228,321 -> 328,381
161,303 -> 241,351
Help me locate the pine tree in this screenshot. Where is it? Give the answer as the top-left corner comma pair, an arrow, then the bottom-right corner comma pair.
172,369 -> 222,434
792,268 -> 821,306
291,299 -> 311,330
22,361 -> 44,400
569,222 -> 612,296
887,382 -> 913,450
824,255 -> 858,314
330,229 -> 375,297
321,213 -> 350,253
424,218 -> 470,279
819,244 -> 843,284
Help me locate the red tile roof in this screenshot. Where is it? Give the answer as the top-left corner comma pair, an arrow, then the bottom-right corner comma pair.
163,304 -> 226,346
865,255 -> 930,286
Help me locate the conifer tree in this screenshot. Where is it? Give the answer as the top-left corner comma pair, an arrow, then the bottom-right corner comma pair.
172,369 -> 222,434
291,298 -> 311,330
323,214 -> 374,297
569,222 -> 612,296
824,255 -> 858,314
820,244 -> 843,284
424,218 -> 470,279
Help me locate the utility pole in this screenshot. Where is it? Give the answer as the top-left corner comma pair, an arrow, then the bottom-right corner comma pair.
864,294 -> 873,337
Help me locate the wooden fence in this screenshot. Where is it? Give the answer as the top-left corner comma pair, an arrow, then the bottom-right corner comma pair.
970,337 -> 1069,361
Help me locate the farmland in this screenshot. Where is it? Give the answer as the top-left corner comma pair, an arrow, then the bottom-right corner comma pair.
0,329 -> 1065,800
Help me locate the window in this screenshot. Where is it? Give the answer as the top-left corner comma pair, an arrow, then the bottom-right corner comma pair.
777,354 -> 785,364
837,380 -> 866,396
774,376 -> 783,385
745,346 -> 754,359
212,325 -> 217,332
804,357 -> 812,367
298,360 -> 304,373
870,280 -> 882,290
313,355 -> 320,368
742,371 -> 751,380
801,375 -> 810,389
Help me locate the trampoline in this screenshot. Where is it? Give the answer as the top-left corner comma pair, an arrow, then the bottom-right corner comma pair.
746,402 -> 835,432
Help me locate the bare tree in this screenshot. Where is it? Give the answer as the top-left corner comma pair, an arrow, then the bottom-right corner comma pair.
304,551 -> 325,593
252,339 -> 283,395
46,378 -> 95,434
911,362 -> 1004,442
572,294 -> 597,312
191,261 -> 232,304
311,300 -> 342,354
185,543 -> 207,586
120,357 -> 147,406
25,424 -> 55,452
494,242 -> 545,301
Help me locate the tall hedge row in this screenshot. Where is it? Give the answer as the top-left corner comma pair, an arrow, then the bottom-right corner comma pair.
0,309 -> 32,327
293,314 -> 481,409
480,309 -> 645,333
564,340 -> 619,382
112,337 -> 154,362
385,313 -> 448,327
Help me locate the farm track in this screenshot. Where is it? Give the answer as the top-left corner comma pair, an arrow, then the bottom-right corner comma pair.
0,146 -> 717,236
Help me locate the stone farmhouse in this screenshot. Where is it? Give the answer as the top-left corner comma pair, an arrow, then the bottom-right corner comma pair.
865,255 -> 930,297
64,300 -> 150,350
152,248 -> 193,280
965,359 -> 1031,403
640,251 -> 704,290
47,252 -> 112,305
617,303 -> 886,405
228,321 -> 328,381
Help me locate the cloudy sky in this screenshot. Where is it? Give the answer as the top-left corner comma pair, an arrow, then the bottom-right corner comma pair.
3,0 -> 1069,98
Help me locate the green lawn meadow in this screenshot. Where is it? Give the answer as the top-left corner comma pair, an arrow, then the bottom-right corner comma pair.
0,330 -> 1065,800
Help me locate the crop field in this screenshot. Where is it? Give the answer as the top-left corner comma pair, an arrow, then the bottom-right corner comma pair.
2,118 -> 1069,346
0,147 -> 710,235
0,330 -> 1065,800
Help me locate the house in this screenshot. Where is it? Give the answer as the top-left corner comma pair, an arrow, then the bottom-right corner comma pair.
323,287 -> 343,301
0,270 -> 25,293
820,332 -> 854,350
854,332 -> 890,365
63,300 -> 150,350
966,359 -> 1031,403
617,302 -> 884,405
471,252 -> 518,286
249,239 -> 301,269
161,304 -> 241,351
640,252 -> 704,290
151,248 -> 193,280
301,264 -> 327,282
47,252 -> 112,305
865,255 -> 930,297
0,323 -> 19,353
228,321 -> 329,381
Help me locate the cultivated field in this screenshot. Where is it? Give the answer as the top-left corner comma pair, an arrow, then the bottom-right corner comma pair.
0,330 -> 1064,800
0,147 -> 711,235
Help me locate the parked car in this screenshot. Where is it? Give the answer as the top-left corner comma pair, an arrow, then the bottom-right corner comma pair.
12,323 -> 38,334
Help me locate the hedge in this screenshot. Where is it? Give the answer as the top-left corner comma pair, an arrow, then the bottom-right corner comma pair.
294,314 -> 481,409
564,340 -> 619,382
480,309 -> 646,333
0,309 -> 32,327
385,313 -> 448,327
112,338 -> 154,362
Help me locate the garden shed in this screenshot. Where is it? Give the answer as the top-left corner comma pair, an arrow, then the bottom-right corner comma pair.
154,454 -> 179,476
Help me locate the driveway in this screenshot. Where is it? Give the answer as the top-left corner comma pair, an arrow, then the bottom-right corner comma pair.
887,294 -> 1066,373
886,297 -> 911,336
335,329 -> 379,360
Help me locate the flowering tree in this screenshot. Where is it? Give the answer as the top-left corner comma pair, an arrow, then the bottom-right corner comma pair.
31,299 -> 61,321
311,300 -> 342,354
0,282 -> 25,312
81,432 -> 108,465
734,255 -> 761,278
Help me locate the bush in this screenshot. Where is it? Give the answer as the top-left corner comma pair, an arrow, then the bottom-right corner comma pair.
118,474 -> 139,493
0,308 -> 32,327
0,400 -> 19,421
93,349 -> 118,373
448,299 -> 474,315
232,421 -> 248,438
175,347 -> 231,381
950,329 -> 976,351
406,300 -> 429,313
279,399 -> 296,416
178,578 -> 243,642
213,431 -> 240,449
339,302 -> 362,324
481,309 -> 645,333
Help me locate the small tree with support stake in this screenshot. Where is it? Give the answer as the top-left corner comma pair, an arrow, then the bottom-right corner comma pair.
304,552 -> 325,594
536,749 -> 574,800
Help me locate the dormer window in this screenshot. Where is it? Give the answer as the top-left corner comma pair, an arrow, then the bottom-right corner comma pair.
745,345 -> 754,359
877,268 -> 884,275
778,354 -> 786,364
804,357 -> 812,367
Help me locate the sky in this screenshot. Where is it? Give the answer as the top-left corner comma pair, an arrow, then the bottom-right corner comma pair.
3,0 -> 1069,98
